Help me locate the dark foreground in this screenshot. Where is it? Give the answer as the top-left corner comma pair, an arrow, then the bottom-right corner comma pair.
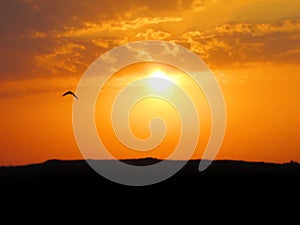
1,158 -> 299,194
2,159 -> 298,220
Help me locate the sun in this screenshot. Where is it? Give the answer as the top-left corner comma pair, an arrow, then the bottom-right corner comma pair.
148,70 -> 173,92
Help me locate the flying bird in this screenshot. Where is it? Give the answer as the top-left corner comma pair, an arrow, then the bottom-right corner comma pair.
62,90 -> 78,99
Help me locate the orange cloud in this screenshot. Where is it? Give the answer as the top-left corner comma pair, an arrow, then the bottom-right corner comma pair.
35,42 -> 86,74
180,30 -> 231,58
189,0 -> 219,12
135,28 -> 171,40
213,19 -> 300,37
56,17 -> 182,39
2,0 -> 300,82
179,18 -> 300,67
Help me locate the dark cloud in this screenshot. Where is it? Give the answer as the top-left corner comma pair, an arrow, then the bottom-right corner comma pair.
0,0 -> 183,81
180,18 -> 300,68
1,0 -> 300,82
0,0 -> 182,36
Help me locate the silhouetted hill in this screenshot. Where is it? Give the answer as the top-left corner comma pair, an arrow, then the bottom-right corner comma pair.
2,157 -> 300,217
1,158 -> 298,220
1,158 -> 300,193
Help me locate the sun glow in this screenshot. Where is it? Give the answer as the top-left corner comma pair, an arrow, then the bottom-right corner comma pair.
148,70 -> 174,92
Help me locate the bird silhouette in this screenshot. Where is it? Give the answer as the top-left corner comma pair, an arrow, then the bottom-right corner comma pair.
62,90 -> 78,99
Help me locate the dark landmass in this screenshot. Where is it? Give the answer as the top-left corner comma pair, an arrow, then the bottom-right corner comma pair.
1,158 -> 299,219
0,159 -> 298,211
1,158 -> 299,194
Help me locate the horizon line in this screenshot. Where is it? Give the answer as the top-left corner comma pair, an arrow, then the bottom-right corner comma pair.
1,157 -> 298,168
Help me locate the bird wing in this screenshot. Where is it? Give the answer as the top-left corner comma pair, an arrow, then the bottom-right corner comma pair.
72,93 -> 79,99
62,91 -> 72,96
62,91 -> 78,99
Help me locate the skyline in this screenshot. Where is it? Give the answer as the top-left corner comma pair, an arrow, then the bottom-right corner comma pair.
0,0 -> 300,166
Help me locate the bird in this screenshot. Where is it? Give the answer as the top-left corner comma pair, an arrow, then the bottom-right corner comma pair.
62,90 -> 78,99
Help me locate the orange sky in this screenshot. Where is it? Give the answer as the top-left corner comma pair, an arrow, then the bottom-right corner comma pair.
0,0 -> 300,166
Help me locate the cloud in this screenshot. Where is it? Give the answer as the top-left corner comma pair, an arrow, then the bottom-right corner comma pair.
161,41 -> 181,57
32,31 -> 47,39
1,0 -> 300,85
234,0 -> 300,23
1,0 -> 181,37
180,30 -> 231,58
213,19 -> 300,37
56,17 -> 182,40
179,18 -> 300,67
190,0 -> 219,12
35,42 -> 86,74
279,48 -> 300,57
135,29 -> 171,40
91,39 -> 111,49
125,44 -> 153,61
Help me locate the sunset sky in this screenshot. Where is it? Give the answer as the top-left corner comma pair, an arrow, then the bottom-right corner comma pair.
0,0 -> 300,166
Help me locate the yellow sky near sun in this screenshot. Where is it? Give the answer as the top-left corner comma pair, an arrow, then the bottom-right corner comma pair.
95,62 -> 211,160
0,0 -> 300,165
